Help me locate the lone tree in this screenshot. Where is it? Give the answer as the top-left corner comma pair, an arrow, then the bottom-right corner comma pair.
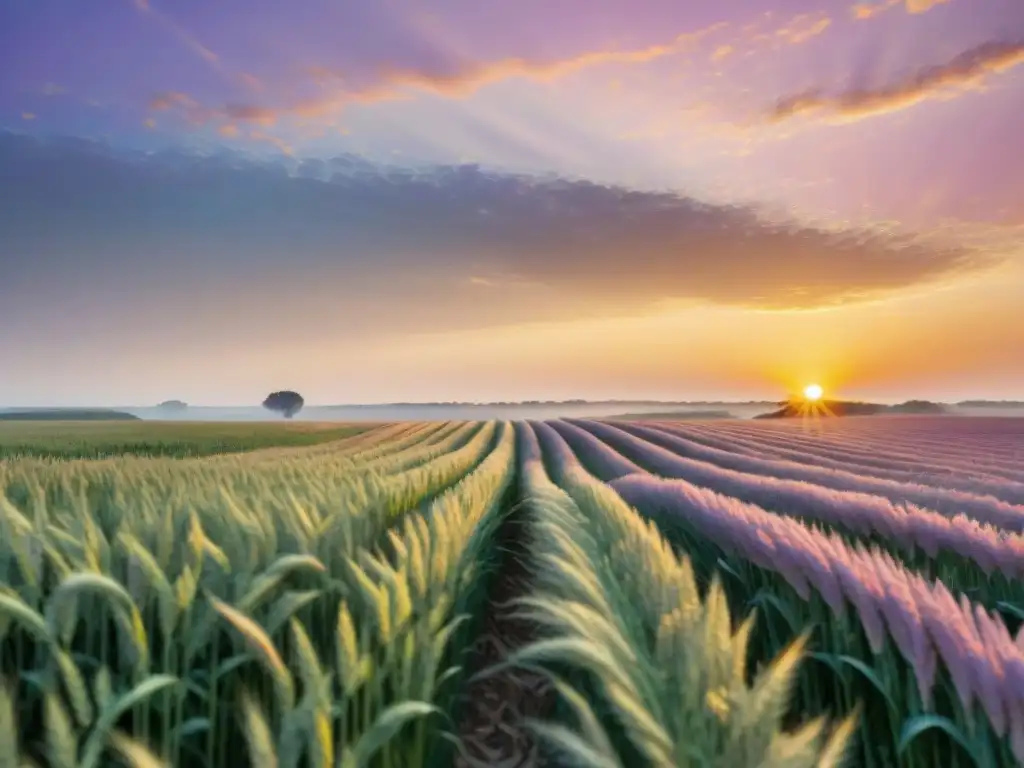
263,391 -> 304,419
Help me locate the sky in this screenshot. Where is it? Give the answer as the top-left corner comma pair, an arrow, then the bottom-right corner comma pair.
1,0 -> 1022,406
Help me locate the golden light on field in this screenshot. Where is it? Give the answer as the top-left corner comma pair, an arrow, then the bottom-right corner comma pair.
803,383 -> 824,402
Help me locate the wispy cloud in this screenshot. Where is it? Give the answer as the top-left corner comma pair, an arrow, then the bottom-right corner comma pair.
129,0 -> 221,67
711,45 -> 734,62
303,20 -> 729,100
852,0 -> 898,19
766,40 -> 1024,123
238,73 -> 263,92
773,13 -> 831,45
148,21 -> 732,128
852,0 -> 952,19
147,8 -> 838,133
906,0 -> 953,14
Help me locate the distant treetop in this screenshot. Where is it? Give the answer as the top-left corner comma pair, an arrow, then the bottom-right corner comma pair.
156,400 -> 188,411
263,391 -> 304,419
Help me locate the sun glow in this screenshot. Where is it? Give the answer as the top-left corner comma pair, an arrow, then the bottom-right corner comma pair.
792,382 -> 833,430
803,383 -> 824,401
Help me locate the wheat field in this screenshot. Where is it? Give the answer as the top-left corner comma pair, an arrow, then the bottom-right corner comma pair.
1,416 -> 1022,766
0,421 -> 374,460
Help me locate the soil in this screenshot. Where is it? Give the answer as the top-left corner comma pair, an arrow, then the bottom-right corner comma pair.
453,512 -> 556,768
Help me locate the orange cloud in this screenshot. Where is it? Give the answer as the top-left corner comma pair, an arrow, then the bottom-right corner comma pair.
766,40 -> 1024,123
852,0 -> 951,19
329,21 -> 729,98
851,0 -> 898,19
151,22 -> 729,129
775,13 -> 831,45
905,0 -> 953,13
712,45 -> 734,62
148,8 -> 832,136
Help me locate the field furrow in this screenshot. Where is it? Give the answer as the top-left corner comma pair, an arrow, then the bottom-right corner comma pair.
0,420 -> 519,768
673,422 -> 1024,494
514,421 -> 856,767
713,416 -> 1024,461
2,414 -> 1023,767
565,419 -> 1024,534
706,420 -> 1024,479
695,420 -> 1024,482
532,418 -> 1024,766
602,419 -> 1024,508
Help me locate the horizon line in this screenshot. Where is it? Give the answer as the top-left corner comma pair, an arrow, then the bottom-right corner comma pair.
3,396 -> 1024,411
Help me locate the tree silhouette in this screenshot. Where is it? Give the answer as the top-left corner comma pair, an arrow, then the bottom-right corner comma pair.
156,400 -> 187,412
262,391 -> 304,419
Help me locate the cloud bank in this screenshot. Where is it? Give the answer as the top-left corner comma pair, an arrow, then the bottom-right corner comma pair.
0,131 -> 991,336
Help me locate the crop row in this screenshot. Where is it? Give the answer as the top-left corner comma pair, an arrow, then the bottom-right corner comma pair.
525,417 -> 1024,766
1,414 -> 1021,767
0,420 -> 515,767
554,419 -> 1024,581
0,421 -> 376,461
510,421 -> 856,767
575,419 -> 1024,520
699,420 -> 1024,481
658,422 -> 1024,501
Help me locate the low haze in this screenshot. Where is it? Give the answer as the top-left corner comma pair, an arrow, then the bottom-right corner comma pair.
1,0 -> 1022,406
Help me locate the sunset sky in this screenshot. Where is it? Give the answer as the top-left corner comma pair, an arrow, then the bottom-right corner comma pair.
1,0 -> 1022,406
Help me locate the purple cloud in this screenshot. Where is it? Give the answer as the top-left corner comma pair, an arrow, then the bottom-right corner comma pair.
766,40 -> 1024,122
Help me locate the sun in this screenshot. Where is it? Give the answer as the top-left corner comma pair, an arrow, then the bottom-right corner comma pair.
803,383 -> 824,402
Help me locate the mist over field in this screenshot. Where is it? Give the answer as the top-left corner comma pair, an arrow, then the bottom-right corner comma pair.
5,399 -> 1022,424
119,402 -> 776,421
3,400 -> 1016,423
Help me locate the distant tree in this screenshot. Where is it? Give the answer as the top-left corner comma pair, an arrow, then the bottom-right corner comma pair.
263,391 -> 304,419
156,400 -> 188,412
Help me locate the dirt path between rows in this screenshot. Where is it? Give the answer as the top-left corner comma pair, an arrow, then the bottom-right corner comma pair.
453,504 -> 556,768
